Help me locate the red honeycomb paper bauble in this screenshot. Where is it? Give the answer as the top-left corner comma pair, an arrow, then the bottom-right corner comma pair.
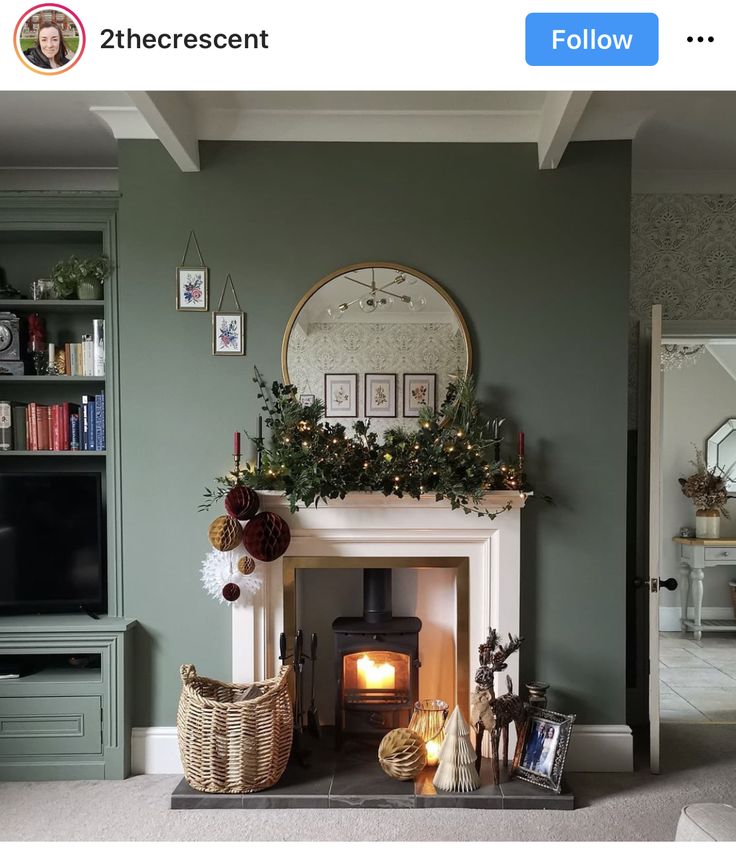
243,511 -> 291,562
222,582 -> 241,603
225,485 -> 260,521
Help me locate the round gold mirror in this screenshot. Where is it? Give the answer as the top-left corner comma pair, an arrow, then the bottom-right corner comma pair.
282,262 -> 472,430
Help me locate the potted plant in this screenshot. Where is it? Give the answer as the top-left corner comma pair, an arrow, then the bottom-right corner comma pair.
679,448 -> 730,539
51,255 -> 110,300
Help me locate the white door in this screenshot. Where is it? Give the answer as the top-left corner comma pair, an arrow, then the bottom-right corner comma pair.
648,304 -> 663,774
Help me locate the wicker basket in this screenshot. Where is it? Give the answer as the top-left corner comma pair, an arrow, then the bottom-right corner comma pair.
177,663 -> 292,793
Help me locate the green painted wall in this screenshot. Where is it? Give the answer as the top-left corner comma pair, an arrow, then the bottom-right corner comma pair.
118,140 -> 631,727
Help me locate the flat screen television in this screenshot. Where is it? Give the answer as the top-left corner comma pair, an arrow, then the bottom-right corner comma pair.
0,472 -> 106,614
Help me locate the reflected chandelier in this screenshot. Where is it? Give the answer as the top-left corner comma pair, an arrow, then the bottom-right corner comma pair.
660,344 -> 705,371
327,269 -> 427,318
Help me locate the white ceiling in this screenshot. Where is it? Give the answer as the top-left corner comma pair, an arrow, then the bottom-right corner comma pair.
2,91 -> 736,191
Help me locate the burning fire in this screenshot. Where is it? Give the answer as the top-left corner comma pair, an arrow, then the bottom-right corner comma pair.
356,654 -> 396,689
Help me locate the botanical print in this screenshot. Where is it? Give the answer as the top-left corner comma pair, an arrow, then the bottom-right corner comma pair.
183,273 -> 204,305
325,373 -> 358,417
403,373 -> 436,417
177,267 -> 208,311
365,373 -> 396,418
411,383 -> 427,406
333,385 -> 350,408
213,312 -> 244,355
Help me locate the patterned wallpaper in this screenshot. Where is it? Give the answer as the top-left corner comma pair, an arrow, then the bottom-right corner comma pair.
286,321 -> 467,434
630,194 -> 736,425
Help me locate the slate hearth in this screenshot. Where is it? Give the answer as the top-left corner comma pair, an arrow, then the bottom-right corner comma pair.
171,730 -> 574,810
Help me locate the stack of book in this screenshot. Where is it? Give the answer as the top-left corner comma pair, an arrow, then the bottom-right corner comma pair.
0,393 -> 105,452
48,318 -> 105,377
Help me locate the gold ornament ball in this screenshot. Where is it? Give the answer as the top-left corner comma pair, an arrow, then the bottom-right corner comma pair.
207,515 -> 242,552
237,556 -> 256,575
378,728 -> 427,781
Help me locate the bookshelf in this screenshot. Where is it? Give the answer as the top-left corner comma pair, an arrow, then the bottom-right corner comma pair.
0,194 -> 121,616
0,194 -> 133,781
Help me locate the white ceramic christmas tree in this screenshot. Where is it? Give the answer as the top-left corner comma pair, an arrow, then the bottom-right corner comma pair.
432,705 -> 480,792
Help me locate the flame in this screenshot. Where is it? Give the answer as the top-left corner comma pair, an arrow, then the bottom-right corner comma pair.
425,739 -> 441,766
356,654 -> 396,689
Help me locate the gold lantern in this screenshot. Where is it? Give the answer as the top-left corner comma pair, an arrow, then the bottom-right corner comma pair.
409,698 -> 449,767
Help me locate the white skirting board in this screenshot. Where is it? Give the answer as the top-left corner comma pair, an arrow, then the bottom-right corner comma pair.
131,724 -> 633,775
660,606 -> 734,632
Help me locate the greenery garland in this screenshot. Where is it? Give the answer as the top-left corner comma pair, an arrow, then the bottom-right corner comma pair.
201,367 -> 532,519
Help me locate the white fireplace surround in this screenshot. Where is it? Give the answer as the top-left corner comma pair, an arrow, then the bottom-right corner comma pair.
132,492 -> 632,774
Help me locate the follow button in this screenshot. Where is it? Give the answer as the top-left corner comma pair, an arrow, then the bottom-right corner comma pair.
526,13 -> 659,66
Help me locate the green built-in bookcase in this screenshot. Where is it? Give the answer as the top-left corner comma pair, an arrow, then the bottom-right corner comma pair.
0,193 -> 135,780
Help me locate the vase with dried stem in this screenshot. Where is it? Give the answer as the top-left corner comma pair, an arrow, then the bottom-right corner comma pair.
679,447 -> 731,540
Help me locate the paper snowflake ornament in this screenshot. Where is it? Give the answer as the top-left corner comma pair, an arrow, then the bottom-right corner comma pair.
201,546 -> 262,605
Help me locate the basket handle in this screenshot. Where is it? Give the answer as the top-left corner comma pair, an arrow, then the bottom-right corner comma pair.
180,664 -> 197,683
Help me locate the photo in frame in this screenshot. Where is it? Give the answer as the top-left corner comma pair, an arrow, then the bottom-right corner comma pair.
176,266 -> 208,311
212,312 -> 245,356
176,230 -> 209,311
299,393 -> 316,405
365,373 -> 397,418
511,707 -> 576,793
403,373 -> 436,417
324,373 -> 358,417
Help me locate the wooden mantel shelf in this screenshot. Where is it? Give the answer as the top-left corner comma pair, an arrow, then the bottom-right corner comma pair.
256,490 -> 530,510
673,536 -> 736,546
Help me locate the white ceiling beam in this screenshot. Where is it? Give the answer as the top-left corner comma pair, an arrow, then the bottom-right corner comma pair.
537,92 -> 592,170
89,106 -> 157,140
126,92 -> 200,172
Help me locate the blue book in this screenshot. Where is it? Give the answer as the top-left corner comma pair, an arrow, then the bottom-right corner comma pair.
87,399 -> 96,451
95,392 -> 105,451
81,395 -> 90,451
70,412 -> 80,451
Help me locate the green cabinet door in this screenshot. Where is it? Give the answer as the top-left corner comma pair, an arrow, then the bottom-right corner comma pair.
0,696 -> 102,756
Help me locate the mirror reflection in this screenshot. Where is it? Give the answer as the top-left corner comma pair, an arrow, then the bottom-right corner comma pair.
707,418 -> 736,493
283,264 -> 471,432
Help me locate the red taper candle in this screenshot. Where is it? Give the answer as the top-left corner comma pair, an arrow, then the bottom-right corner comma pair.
234,430 -> 241,456
518,431 -> 525,458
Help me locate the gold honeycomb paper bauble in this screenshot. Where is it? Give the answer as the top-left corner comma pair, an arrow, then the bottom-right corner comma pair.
378,728 -> 427,781
237,556 -> 256,575
207,515 -> 243,552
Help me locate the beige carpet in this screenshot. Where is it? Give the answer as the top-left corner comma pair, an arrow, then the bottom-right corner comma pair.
1,724 -> 734,842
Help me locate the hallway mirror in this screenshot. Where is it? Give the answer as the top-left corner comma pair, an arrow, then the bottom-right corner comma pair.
707,418 -> 736,492
282,263 -> 472,427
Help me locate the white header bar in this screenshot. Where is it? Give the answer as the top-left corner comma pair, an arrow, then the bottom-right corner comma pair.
0,0 -> 733,91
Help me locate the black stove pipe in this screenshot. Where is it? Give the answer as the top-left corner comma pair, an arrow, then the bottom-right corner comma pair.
363,568 -> 392,623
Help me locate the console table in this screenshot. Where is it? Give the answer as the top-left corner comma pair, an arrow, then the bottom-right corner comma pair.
674,537 -> 736,640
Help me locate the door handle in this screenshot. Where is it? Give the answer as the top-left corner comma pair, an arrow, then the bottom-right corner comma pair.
633,577 -> 678,592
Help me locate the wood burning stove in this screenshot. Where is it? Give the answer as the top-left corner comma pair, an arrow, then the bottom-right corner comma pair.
333,568 -> 421,746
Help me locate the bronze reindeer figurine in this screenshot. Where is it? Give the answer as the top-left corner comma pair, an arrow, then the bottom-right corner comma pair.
471,628 -> 525,785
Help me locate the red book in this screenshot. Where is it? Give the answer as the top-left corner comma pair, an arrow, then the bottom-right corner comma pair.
51,405 -> 61,451
61,402 -> 70,450
40,407 -> 50,451
28,403 -> 37,450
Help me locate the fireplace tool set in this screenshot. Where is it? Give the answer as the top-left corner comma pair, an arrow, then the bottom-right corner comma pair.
279,630 -> 321,765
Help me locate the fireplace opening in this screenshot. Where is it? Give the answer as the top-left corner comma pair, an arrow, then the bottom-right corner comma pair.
333,568 -> 421,746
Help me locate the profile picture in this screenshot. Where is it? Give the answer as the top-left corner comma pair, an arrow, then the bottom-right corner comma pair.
15,5 -> 85,74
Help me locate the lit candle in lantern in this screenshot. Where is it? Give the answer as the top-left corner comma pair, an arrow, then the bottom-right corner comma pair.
425,739 -> 441,767
356,654 -> 395,689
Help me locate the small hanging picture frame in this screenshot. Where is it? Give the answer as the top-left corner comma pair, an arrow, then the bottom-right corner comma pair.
212,273 -> 245,356
176,230 -> 209,311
